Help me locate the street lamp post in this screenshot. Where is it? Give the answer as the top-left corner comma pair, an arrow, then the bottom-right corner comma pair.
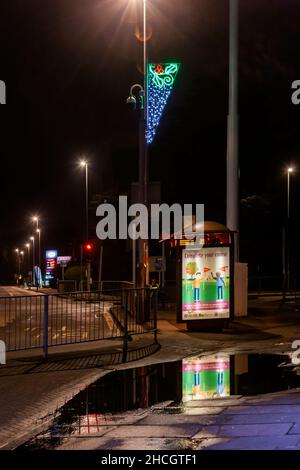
80,160 -> 89,241
80,160 -> 90,291
285,167 -> 294,293
226,0 -> 239,261
30,236 -> 35,286
32,216 -> 41,273
287,167 -> 294,219
127,0 -> 148,290
20,251 -> 24,281
25,243 -> 30,284
15,249 -> 20,285
36,228 -> 41,270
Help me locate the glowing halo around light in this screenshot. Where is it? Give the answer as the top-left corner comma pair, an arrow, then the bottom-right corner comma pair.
146,62 -> 180,144
134,23 -> 153,42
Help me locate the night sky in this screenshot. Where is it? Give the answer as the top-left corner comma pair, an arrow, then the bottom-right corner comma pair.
1,0 -> 300,281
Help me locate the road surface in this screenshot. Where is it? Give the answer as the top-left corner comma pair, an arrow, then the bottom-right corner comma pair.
0,286 -> 117,351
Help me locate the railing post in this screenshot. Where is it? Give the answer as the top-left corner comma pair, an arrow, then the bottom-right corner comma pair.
153,288 -> 158,344
122,290 -> 128,363
43,295 -> 49,360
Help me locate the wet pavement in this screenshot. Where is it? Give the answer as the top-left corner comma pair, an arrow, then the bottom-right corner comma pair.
2,295 -> 300,450
19,352 -> 300,450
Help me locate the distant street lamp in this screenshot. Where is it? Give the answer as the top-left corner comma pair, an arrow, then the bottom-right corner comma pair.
25,243 -> 31,281
20,251 -> 24,277
282,167 -> 295,297
32,216 -> 39,229
36,228 -> 41,269
15,249 -> 20,284
80,160 -> 89,240
30,236 -> 35,286
32,216 -> 41,269
287,167 -> 294,219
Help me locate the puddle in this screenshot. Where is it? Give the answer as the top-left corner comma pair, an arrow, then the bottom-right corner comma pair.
19,352 -> 300,449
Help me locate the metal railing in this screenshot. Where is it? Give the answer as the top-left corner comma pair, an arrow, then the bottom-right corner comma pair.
0,288 -> 158,362
249,275 -> 300,299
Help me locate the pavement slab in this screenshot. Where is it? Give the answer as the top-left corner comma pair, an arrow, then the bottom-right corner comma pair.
203,435 -> 300,450
59,437 -> 197,451
223,404 -> 300,415
103,424 -> 203,438
192,422 -> 294,438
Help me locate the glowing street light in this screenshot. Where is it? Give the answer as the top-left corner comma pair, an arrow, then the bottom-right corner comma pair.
32,216 -> 39,229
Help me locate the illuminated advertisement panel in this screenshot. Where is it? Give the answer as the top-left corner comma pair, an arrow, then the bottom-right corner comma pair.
182,354 -> 230,402
45,250 -> 57,286
182,246 -> 230,320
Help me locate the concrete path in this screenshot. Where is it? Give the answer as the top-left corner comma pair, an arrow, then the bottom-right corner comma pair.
56,389 -> 300,450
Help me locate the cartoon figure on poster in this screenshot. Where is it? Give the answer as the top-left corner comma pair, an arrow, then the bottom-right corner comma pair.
182,247 -> 230,320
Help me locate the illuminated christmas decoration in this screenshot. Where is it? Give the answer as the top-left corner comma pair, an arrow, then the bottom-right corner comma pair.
146,62 -> 180,144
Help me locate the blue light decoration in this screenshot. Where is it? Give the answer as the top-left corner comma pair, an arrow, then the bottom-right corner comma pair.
146,62 -> 180,144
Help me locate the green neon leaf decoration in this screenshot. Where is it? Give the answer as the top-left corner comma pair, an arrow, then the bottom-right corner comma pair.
147,62 -> 180,143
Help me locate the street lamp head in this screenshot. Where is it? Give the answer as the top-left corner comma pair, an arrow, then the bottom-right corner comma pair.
36,228 -> 40,234
20,251 -> 24,256
126,94 -> 137,110
33,216 -> 38,222
30,236 -> 34,241
288,167 -> 294,173
80,160 -> 87,168
15,248 -> 19,253
26,243 -> 30,248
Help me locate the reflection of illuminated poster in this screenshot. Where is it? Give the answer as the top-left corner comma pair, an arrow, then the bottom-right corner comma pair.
45,250 -> 57,286
182,247 -> 230,320
182,354 -> 230,402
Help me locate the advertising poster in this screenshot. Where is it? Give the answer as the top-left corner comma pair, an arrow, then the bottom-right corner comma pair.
182,246 -> 230,320
182,354 -> 230,402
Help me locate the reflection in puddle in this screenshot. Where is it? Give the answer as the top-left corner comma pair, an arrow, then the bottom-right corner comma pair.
183,354 -> 230,401
19,352 -> 300,449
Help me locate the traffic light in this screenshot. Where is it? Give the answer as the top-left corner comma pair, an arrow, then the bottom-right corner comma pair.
84,242 -> 93,252
83,242 -> 94,260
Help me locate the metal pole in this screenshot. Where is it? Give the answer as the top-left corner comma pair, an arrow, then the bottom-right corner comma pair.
32,238 -> 35,286
36,219 -> 41,269
162,242 -> 165,288
133,224 -> 136,287
226,0 -> 239,261
282,226 -> 286,301
80,244 -> 83,291
287,171 -> 290,219
43,295 -> 49,360
38,231 -> 41,268
98,244 -> 103,285
85,163 -> 89,241
287,171 -> 290,291
87,260 -> 91,292
18,253 -> 20,281
122,290 -> 128,363
138,0 -> 148,290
